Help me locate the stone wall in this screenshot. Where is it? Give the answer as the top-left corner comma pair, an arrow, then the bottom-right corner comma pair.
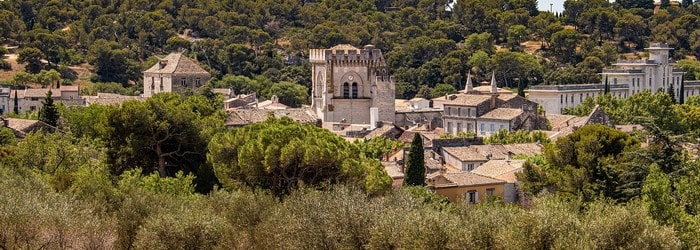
395,109 -> 442,128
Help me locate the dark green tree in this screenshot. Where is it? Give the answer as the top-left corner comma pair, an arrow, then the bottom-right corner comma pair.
680,77 -> 685,104
207,117 -> 391,196
668,84 -> 677,103
404,133 -> 425,186
38,90 -> 58,127
13,91 -> 18,114
604,75 -> 610,94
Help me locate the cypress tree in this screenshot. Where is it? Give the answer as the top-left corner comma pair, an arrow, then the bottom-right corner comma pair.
404,133 -> 425,186
668,84 -> 677,103
604,75 -> 610,94
39,90 -> 58,127
680,77 -> 685,104
13,91 -> 18,114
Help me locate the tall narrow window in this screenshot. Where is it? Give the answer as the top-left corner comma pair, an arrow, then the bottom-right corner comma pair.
181,78 -> 186,86
343,83 -> 350,98
351,82 -> 358,98
195,78 -> 201,86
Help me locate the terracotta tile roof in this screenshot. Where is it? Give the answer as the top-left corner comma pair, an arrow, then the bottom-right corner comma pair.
443,94 -> 492,106
381,161 -> 404,179
496,93 -> 519,102
471,159 -> 525,183
84,94 -> 144,106
143,53 -> 210,75
3,118 -> 56,138
225,108 -> 318,127
257,100 -> 289,110
60,85 -> 79,92
479,108 -> 524,120
472,85 -> 514,94
428,172 -> 505,188
364,123 -> 403,140
442,143 -> 542,162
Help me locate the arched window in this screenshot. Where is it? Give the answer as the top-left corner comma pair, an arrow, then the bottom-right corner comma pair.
343,82 -> 350,98
351,82 -> 358,98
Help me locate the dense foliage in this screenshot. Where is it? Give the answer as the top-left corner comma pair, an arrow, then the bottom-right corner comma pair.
3,0 -> 700,99
208,117 -> 392,196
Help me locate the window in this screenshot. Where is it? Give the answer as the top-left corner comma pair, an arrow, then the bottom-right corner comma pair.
466,163 -> 475,171
490,124 -> 495,132
614,78 -> 617,84
181,78 -> 186,86
580,93 -> 583,102
480,123 -> 485,134
499,124 -> 505,130
151,83 -> 155,90
467,123 -> 473,132
571,95 -> 574,103
159,77 -> 163,91
457,122 -> 462,132
351,82 -> 358,98
30,97 -> 38,101
649,78 -> 652,87
486,188 -> 495,196
447,122 -> 452,134
195,78 -> 201,86
457,108 -> 461,116
446,107 -> 451,115
343,82 -> 350,98
467,190 -> 477,204
468,108 -> 471,117
560,94 -> 563,104
30,106 -> 36,111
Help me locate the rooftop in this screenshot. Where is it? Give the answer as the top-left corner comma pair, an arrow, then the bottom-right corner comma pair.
143,53 -> 210,75
471,159 -> 525,183
479,108 -> 524,120
428,172 -> 505,188
443,143 -> 543,162
226,109 -> 318,127
442,94 -> 492,106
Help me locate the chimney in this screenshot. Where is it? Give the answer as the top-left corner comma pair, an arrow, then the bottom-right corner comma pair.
158,59 -> 168,69
506,151 -> 512,162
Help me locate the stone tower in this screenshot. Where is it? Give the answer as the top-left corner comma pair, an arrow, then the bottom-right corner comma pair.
309,44 -> 395,125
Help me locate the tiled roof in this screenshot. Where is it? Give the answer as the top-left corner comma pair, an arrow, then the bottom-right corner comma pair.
479,108 -> 524,120
84,94 -> 144,106
330,44 -> 359,51
60,85 -> 79,92
442,143 -> 542,162
364,123 -> 403,140
143,53 -> 210,75
381,161 -> 404,179
257,100 -> 289,110
472,85 -> 514,94
443,94 -> 492,106
226,109 -> 318,127
3,118 -> 56,138
471,159 -> 525,183
428,172 -> 505,187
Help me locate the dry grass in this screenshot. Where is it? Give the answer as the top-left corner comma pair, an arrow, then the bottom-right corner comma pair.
0,54 -> 24,82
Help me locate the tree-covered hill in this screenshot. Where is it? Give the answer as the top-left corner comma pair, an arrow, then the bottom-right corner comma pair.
3,0 -> 700,100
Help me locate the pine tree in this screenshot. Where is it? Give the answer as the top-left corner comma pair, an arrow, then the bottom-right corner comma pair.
13,91 -> 18,114
404,133 -> 425,186
39,90 -> 58,127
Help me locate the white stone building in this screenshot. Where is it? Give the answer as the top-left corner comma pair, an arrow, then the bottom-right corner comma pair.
309,44 -> 395,127
528,43 -> 700,114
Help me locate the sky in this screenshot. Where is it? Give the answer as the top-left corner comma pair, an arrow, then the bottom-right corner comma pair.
537,0 -> 566,13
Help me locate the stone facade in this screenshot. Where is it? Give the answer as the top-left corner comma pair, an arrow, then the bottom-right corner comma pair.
528,43 -> 700,114
309,44 -> 395,125
143,53 -> 211,98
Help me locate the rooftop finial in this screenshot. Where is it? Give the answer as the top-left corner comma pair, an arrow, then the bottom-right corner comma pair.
490,71 -> 497,94
465,70 -> 473,92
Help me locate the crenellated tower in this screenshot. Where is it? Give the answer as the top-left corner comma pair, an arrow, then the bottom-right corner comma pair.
310,44 -> 395,126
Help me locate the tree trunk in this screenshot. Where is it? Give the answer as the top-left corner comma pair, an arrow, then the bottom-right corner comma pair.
156,143 -> 167,177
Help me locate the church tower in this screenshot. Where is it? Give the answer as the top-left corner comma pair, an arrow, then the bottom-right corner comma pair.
309,44 -> 395,125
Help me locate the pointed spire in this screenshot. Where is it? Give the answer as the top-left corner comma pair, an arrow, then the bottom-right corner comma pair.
490,71 -> 497,94
465,71 -> 473,92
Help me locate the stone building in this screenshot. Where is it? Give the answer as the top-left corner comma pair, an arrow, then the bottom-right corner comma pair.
309,44 -> 395,127
1,86 -> 83,115
441,73 -> 547,137
528,43 -> 700,114
143,53 -> 211,98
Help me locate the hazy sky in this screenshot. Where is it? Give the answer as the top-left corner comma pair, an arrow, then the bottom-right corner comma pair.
537,0 -> 566,13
